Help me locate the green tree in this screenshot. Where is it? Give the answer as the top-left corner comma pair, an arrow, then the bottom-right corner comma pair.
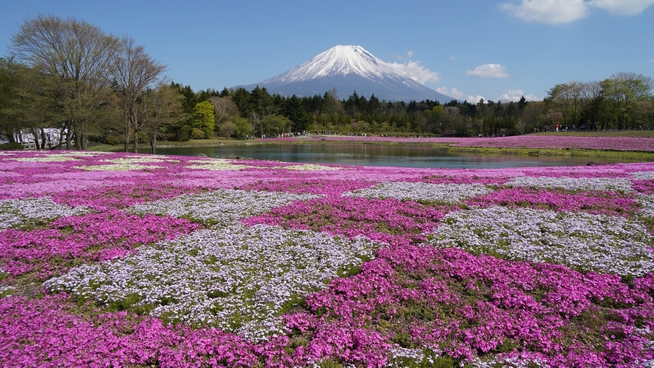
266,115 -> 292,135
601,73 -> 653,129
233,117 -> 252,139
191,101 -> 215,138
285,95 -> 311,132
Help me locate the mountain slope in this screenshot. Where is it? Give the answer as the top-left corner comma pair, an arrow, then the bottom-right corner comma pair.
239,45 -> 456,102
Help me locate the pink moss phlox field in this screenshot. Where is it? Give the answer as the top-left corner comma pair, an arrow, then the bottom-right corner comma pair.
243,178 -> 375,196
0,210 -> 199,278
302,246 -> 654,366
3,151 -> 654,366
467,188 -> 637,216
244,196 -> 453,246
51,183 -> 205,210
634,180 -> 654,195
309,135 -> 654,152
0,294 -> 259,367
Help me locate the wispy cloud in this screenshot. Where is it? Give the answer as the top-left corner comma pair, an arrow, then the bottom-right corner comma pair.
385,60 -> 440,84
501,0 -> 588,24
591,0 -> 654,15
499,89 -> 540,102
467,95 -> 486,103
466,64 -> 510,78
394,51 -> 415,61
450,56 -> 456,61
437,87 -> 465,99
501,0 -> 654,24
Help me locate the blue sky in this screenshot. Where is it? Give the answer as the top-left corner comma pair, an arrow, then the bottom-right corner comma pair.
1,0 -> 653,103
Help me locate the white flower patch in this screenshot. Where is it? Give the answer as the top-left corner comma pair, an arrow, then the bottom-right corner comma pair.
60,151 -> 112,156
0,285 -> 14,297
100,156 -> 167,164
429,206 -> 654,276
470,356 -> 549,368
12,155 -> 82,163
44,224 -> 377,342
128,189 -> 317,227
187,158 -> 251,171
345,181 -> 493,204
389,346 -> 431,366
0,196 -> 88,229
632,171 -> 654,181
505,176 -> 632,193
279,164 -> 342,171
74,163 -> 162,171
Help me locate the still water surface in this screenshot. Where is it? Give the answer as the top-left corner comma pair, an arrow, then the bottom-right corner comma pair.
146,143 -> 636,169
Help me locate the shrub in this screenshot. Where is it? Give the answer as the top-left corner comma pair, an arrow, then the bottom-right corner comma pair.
177,125 -> 192,141
191,128 -> 205,140
0,142 -> 24,150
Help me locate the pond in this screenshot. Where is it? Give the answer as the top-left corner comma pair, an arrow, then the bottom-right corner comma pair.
144,143 -> 637,169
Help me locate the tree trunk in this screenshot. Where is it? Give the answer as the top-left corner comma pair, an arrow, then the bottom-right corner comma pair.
82,132 -> 87,150
150,134 -> 156,154
74,124 -> 83,150
133,129 -> 139,153
65,127 -> 72,150
31,129 -> 40,150
40,128 -> 47,149
124,122 -> 131,152
132,111 -> 139,153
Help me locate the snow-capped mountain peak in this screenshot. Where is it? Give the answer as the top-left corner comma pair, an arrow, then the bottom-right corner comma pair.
264,45 -> 399,84
240,45 -> 456,102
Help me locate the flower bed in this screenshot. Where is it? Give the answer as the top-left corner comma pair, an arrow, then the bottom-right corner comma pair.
1,151 -> 654,367
309,135 -> 654,152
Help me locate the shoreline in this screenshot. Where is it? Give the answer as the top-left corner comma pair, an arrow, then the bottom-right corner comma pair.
90,136 -> 654,162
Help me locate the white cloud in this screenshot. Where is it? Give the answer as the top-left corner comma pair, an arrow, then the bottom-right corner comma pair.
501,0 -> 588,24
394,51 -> 415,60
650,59 -> 654,63
437,87 -> 465,99
466,64 -> 510,78
501,0 -> 654,24
591,0 -> 654,15
385,60 -> 440,84
467,95 -> 486,103
498,89 -> 540,102
450,56 -> 456,61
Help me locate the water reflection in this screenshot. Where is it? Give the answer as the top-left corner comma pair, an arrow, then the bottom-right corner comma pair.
144,143 -> 635,169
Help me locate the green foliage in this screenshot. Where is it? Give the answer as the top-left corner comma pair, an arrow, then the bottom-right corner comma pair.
104,134 -> 123,146
191,101 -> 215,138
266,115 -> 291,135
0,143 -> 24,150
233,117 -> 252,139
137,131 -> 149,144
177,125 -> 192,141
191,128 -> 205,139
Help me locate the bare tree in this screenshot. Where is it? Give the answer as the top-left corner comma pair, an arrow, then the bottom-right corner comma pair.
141,83 -> 184,154
10,15 -> 119,150
209,96 -> 239,126
220,121 -> 236,139
112,36 -> 166,152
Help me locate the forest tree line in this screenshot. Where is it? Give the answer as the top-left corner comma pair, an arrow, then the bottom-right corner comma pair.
1,15 -> 653,152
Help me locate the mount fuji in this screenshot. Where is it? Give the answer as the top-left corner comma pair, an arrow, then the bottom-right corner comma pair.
240,45 -> 456,103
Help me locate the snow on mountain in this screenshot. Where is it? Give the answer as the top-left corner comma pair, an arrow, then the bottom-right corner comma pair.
239,45 -> 457,102
264,45 -> 392,83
